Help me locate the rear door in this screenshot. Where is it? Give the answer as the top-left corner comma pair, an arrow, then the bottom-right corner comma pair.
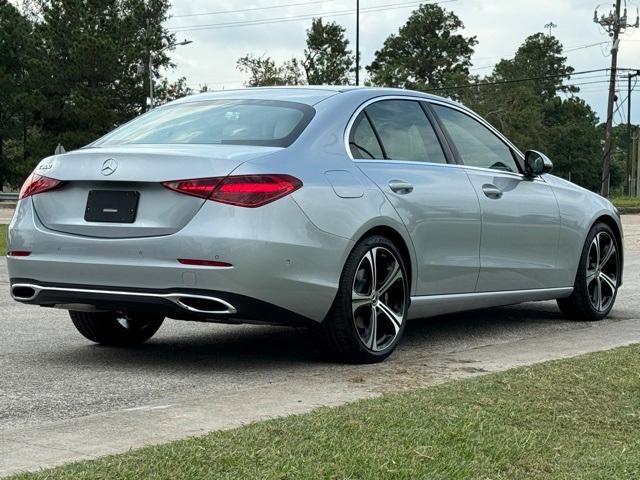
351,98 -> 481,295
429,102 -> 561,291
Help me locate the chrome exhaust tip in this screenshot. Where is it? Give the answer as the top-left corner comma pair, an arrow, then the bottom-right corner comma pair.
174,295 -> 237,314
11,284 -> 39,301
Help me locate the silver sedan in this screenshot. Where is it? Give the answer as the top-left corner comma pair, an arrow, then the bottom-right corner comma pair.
7,87 -> 623,363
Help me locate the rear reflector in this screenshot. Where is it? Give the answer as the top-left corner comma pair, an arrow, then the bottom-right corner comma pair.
178,258 -> 233,268
162,174 -> 302,207
19,174 -> 63,199
7,251 -> 31,257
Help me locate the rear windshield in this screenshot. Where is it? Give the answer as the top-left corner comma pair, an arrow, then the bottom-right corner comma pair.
93,99 -> 315,148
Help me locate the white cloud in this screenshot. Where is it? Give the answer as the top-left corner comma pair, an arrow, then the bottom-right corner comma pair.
164,0 -> 640,123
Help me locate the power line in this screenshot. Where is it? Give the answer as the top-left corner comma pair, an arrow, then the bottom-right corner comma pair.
168,0 -> 457,32
169,0 -> 439,31
425,68 -> 640,92
469,42 -> 611,72
170,0 -> 336,20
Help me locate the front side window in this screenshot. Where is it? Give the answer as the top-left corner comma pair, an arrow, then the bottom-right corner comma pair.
93,99 -> 315,148
432,104 -> 519,173
364,100 -> 447,164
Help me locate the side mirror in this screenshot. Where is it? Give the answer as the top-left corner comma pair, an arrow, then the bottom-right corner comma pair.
524,150 -> 553,177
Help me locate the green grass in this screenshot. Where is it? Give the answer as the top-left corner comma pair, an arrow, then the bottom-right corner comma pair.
1,224 -> 6,254
611,195 -> 640,209
10,345 -> 640,480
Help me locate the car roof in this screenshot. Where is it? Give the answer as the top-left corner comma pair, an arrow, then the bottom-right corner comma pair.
169,86 -> 459,108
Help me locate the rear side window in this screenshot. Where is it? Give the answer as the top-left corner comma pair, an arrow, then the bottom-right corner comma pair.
349,113 -> 385,159
432,104 -> 519,173
363,100 -> 447,164
93,100 -> 315,148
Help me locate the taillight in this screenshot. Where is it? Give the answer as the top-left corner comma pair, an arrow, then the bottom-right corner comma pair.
161,178 -> 221,199
19,174 -> 63,199
162,174 -> 302,207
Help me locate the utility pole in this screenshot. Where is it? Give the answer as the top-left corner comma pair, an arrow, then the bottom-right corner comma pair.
627,71 -> 640,193
594,1 -> 639,197
544,21 -> 557,36
355,0 -> 360,86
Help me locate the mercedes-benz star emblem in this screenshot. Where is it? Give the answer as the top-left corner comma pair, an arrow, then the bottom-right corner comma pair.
101,158 -> 118,176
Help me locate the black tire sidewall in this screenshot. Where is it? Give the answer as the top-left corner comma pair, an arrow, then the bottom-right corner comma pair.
70,311 -> 164,345
336,235 -> 409,362
575,223 -> 620,319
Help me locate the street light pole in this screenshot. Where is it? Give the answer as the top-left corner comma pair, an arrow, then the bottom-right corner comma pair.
148,53 -> 154,109
148,40 -> 193,110
355,0 -> 359,86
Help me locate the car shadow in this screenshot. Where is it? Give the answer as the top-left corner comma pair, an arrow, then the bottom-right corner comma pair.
40,301 -> 584,375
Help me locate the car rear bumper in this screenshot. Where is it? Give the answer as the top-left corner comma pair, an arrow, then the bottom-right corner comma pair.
7,197 -> 353,323
9,279 -> 314,326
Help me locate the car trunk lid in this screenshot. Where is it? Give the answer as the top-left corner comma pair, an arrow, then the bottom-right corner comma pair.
32,144 -> 281,238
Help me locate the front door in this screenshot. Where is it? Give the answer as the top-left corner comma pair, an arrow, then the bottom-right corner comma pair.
430,103 -> 561,292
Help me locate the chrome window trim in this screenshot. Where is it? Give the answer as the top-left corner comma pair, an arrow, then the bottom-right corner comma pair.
344,95 -> 536,180
344,95 -> 454,166
352,159 -> 546,182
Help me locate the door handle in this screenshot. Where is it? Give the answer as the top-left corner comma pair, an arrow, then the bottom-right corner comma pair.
388,180 -> 414,194
482,184 -> 503,199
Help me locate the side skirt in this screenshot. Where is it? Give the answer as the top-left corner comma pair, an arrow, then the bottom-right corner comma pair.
408,287 -> 573,320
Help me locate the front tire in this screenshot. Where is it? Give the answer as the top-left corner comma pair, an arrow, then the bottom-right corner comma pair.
317,235 -> 409,363
557,222 -> 620,321
70,311 -> 164,346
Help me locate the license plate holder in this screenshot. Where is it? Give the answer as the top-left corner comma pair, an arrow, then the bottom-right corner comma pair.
84,190 -> 140,223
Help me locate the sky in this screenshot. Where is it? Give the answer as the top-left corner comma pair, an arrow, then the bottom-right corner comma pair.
162,0 -> 640,124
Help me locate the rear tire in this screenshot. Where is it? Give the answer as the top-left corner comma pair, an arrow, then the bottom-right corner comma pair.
316,235 -> 409,364
69,311 -> 164,346
557,222 -> 620,321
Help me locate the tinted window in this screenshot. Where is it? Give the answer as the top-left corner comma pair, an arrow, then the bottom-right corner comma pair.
364,100 -> 447,163
93,100 -> 314,148
349,113 -> 384,159
432,104 -> 519,173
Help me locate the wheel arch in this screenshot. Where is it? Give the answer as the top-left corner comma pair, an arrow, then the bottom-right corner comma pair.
353,225 -> 414,294
593,213 -> 624,286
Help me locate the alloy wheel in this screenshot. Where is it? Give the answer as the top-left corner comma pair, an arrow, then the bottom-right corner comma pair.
586,231 -> 618,312
351,247 -> 406,351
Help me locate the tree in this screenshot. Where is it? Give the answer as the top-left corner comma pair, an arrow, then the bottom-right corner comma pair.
461,34 -> 594,182
543,97 -> 602,190
236,54 -> 303,86
0,1 -> 34,187
366,4 -> 477,93
493,33 -> 578,101
154,76 -> 192,103
16,0 -> 180,172
237,17 -> 353,87
302,18 -> 353,85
